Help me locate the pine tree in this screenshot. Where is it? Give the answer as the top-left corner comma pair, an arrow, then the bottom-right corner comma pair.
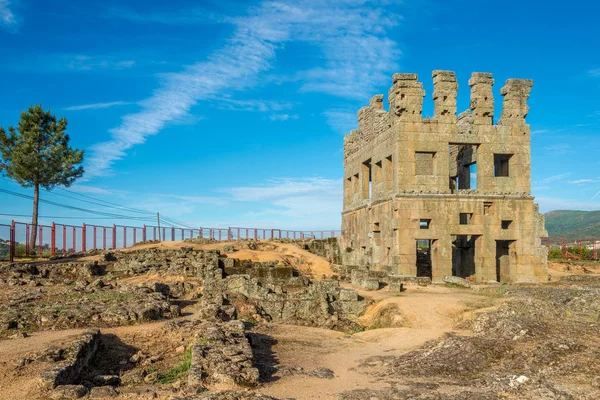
0,105 -> 84,251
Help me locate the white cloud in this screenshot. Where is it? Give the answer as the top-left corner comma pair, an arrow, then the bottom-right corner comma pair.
0,0 -> 16,30
322,110 -> 357,135
86,0 -> 401,177
65,101 -> 132,111
66,55 -> 135,71
225,177 -> 341,228
531,129 -> 549,135
543,144 -> 573,155
218,99 -> 294,112
568,178 -> 600,184
106,5 -> 220,25
569,179 -> 593,184
537,196 -> 600,213
589,68 -> 600,77
269,113 -> 298,121
536,173 -> 571,184
68,185 -> 113,195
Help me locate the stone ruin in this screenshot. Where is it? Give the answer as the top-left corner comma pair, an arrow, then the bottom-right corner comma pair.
341,71 -> 548,283
114,247 -> 365,330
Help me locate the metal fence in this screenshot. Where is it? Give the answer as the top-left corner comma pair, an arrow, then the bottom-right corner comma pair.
0,220 -> 341,262
544,237 -> 599,260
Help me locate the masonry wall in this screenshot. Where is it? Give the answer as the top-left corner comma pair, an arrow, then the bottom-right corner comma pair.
341,71 -> 548,283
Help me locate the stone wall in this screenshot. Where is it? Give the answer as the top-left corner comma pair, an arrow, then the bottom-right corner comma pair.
299,237 -> 343,265
112,248 -> 365,331
341,70 -> 548,283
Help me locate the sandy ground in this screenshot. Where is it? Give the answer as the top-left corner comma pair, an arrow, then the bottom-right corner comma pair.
255,285 -> 490,400
2,242 -> 599,400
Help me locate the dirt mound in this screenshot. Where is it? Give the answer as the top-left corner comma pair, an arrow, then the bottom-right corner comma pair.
359,302 -> 405,328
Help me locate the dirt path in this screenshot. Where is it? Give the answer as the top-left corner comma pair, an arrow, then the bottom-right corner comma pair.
257,285 -> 489,400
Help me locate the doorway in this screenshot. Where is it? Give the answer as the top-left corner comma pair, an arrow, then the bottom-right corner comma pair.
495,240 -> 513,282
452,235 -> 478,278
416,239 -> 433,278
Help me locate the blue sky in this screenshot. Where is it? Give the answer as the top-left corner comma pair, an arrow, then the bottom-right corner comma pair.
0,0 -> 599,232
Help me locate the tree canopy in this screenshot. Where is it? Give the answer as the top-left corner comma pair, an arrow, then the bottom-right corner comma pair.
0,105 -> 84,189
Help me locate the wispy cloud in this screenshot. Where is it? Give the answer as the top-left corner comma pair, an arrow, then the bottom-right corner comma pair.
531,129 -> 549,135
65,101 -> 132,111
106,5 -> 221,25
569,178 -> 600,184
537,196 -> 600,213
68,184 -> 113,195
543,143 -> 574,155
322,110 -> 357,134
1,53 -> 138,74
66,55 -> 135,71
86,0 -> 401,177
226,177 -> 341,227
218,98 -> 294,113
589,68 -> 600,77
537,173 -> 571,184
0,0 -> 16,31
269,113 -> 298,121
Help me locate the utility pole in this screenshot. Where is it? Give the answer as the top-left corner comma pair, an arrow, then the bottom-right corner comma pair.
157,212 -> 161,241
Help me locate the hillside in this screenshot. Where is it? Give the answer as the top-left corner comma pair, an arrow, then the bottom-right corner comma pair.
545,210 -> 600,240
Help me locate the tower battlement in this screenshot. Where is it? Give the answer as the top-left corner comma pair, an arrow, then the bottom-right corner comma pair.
341,70 -> 547,284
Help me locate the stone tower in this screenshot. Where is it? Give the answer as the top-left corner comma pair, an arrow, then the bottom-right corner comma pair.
341,71 -> 548,283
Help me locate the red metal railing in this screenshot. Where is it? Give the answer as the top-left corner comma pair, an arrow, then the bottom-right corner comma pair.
0,220 -> 341,262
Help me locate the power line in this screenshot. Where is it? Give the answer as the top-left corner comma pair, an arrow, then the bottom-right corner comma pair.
55,187 -> 156,215
159,216 -> 196,230
1,179 -> 200,229
0,188 -> 156,222
43,189 -> 155,216
0,213 -> 152,220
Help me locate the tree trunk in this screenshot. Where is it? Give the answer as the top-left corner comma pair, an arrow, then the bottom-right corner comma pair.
30,183 -> 39,255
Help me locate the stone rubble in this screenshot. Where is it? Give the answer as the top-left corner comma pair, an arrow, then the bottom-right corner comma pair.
188,320 -> 260,390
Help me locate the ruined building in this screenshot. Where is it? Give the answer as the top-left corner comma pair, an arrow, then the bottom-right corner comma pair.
341,71 -> 548,283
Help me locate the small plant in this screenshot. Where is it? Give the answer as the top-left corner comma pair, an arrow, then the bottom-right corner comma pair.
475,287 -> 507,298
444,282 -> 470,289
157,347 -> 192,384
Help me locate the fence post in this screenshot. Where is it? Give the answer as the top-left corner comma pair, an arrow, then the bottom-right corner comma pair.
112,224 -> 117,249
143,225 -> 147,242
82,223 -> 87,252
39,225 -> 43,257
254,228 -> 257,241
124,226 -> 127,248
72,226 -> 76,253
171,227 -> 174,241
199,227 -> 203,238
228,227 -> 232,241
93,226 -> 97,250
9,220 -> 15,263
26,224 -> 30,255
51,223 -> 56,255
63,225 -> 66,254
103,226 -> 106,250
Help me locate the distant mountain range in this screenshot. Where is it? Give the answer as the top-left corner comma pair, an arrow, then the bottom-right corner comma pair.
545,210 -> 600,241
